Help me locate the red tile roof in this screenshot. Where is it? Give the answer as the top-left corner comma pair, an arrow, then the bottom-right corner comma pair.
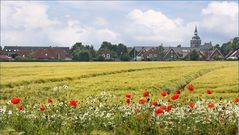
32,48 -> 67,59
0,55 -> 12,59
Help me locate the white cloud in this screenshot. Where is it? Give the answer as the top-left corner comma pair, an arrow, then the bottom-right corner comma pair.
1,1 -> 238,48
201,1 -> 238,36
122,1 -> 238,46
1,1 -> 58,30
47,19 -> 119,47
93,17 -> 109,27
124,9 -> 197,45
1,1 -> 120,48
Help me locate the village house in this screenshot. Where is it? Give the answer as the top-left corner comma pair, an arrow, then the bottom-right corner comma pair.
225,49 -> 239,60
97,49 -> 112,60
1,46 -> 71,60
129,26 -> 225,61
32,48 -> 69,59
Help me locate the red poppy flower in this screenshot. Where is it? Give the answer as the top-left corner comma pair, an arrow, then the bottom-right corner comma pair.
233,97 -> 239,103
188,102 -> 194,108
143,90 -> 149,97
155,108 -> 164,115
18,105 -> 23,111
139,98 -> 147,104
160,105 -> 166,110
171,94 -> 180,100
39,106 -> 46,111
11,97 -> 21,104
206,89 -> 213,94
208,103 -> 214,108
125,93 -> 132,99
69,100 -> 77,107
187,85 -> 194,91
48,98 -> 53,103
166,104 -> 173,112
153,102 -> 159,106
176,90 -> 181,94
126,98 -> 130,105
161,91 -> 167,97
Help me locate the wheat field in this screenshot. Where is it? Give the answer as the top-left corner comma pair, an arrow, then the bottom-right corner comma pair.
0,61 -> 238,105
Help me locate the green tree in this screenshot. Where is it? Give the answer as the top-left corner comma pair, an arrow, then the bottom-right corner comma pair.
220,37 -> 239,55
117,43 -> 128,56
70,42 -> 84,53
98,41 -> 129,59
120,54 -> 130,61
190,50 -> 199,60
157,45 -> 165,60
71,42 -> 96,61
72,49 -> 90,61
97,55 -> 105,61
214,44 -> 220,49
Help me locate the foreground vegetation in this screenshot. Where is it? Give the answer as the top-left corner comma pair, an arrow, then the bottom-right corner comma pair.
0,61 -> 238,134
1,89 -> 238,134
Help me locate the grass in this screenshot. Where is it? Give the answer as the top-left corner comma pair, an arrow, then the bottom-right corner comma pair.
0,61 -> 238,105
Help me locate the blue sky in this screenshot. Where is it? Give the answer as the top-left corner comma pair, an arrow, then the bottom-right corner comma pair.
1,1 -> 238,48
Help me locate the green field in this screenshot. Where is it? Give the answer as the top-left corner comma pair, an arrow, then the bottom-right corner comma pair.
0,61 -> 238,104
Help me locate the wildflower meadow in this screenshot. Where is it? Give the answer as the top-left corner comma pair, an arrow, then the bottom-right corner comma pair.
0,62 -> 238,134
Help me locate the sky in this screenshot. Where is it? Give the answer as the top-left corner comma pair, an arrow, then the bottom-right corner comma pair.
1,1 -> 238,49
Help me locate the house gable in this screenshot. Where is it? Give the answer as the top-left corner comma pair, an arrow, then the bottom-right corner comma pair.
163,48 -> 179,60
207,48 -> 224,60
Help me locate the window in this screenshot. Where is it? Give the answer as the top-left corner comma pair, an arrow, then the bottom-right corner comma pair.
182,50 -> 188,53
106,54 -> 110,58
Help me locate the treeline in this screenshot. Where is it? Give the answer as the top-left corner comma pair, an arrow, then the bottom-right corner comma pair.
216,37 -> 239,56
71,41 -> 131,61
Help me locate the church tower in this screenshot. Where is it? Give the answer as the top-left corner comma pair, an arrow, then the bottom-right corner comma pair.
190,26 -> 201,48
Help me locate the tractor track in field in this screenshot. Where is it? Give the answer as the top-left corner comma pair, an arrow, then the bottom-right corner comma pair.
170,65 -> 226,91
1,65 -> 189,89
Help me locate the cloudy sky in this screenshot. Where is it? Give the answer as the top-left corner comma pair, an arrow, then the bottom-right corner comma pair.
1,1 -> 238,48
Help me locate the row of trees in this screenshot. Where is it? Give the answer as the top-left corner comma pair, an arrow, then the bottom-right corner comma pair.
71,41 -> 130,61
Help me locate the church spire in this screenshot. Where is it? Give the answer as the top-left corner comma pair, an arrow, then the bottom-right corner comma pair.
194,26 -> 198,35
